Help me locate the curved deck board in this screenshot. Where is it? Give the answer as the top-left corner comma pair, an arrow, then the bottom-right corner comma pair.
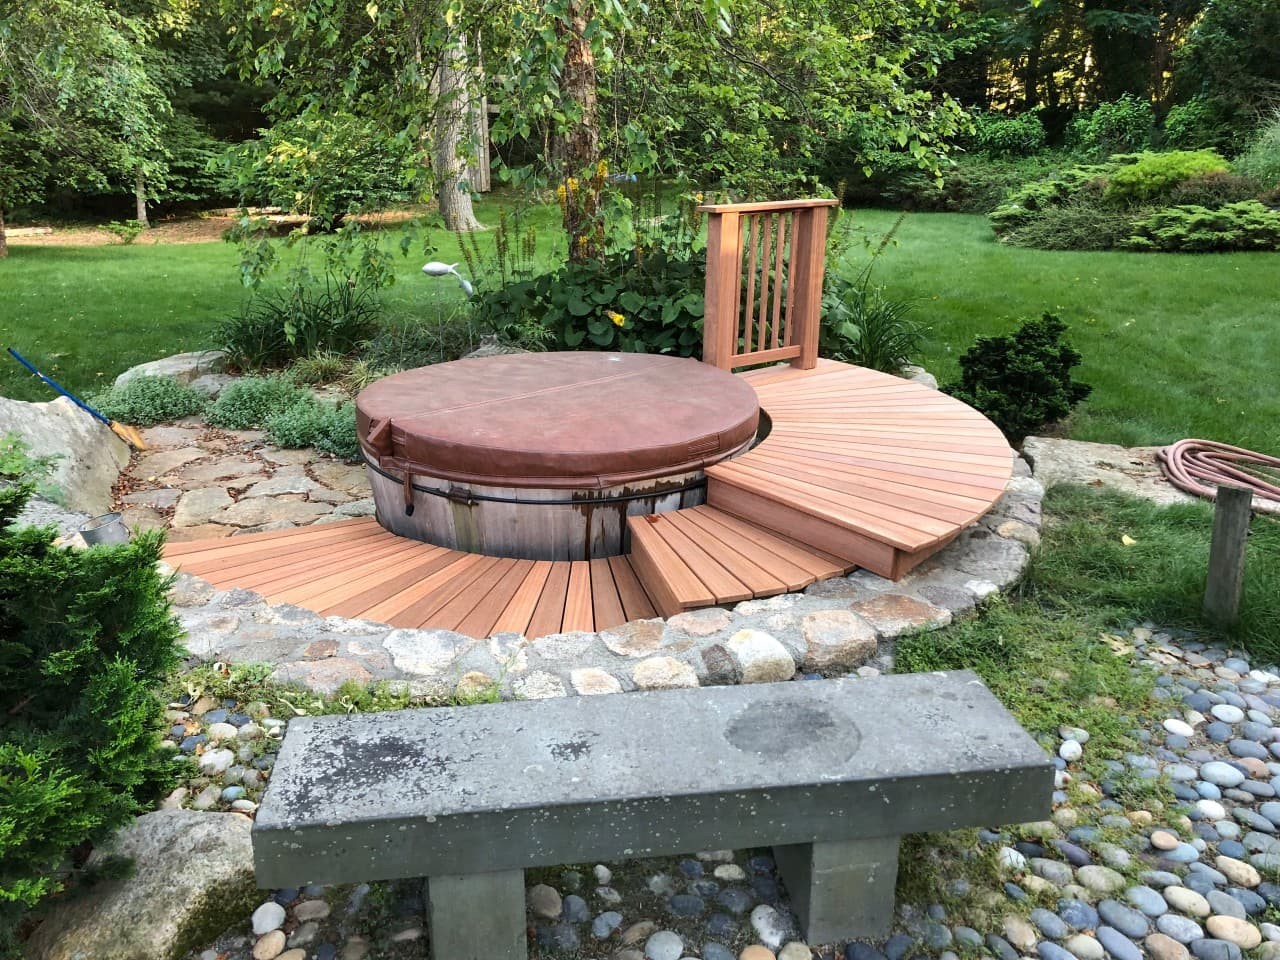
161,360 -> 1013,637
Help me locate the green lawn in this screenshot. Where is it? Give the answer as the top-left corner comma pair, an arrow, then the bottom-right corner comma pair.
0,196 -> 564,403
1,205 -> 1277,454
846,210 -> 1280,451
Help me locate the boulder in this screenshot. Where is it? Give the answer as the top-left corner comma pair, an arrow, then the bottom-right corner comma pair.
1022,436 -> 1197,509
114,350 -> 227,389
901,364 -> 939,390
0,395 -> 129,515
22,809 -> 257,960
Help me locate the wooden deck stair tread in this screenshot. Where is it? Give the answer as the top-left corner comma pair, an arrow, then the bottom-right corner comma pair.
705,359 -> 1013,577
625,505 -> 854,617
161,359 -> 1013,638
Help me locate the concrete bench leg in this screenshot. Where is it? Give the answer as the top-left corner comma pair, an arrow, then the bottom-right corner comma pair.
425,869 -> 526,960
774,836 -> 901,942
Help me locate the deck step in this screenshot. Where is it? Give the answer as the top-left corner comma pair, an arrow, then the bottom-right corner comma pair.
626,506 -> 851,617
704,358 -> 1014,579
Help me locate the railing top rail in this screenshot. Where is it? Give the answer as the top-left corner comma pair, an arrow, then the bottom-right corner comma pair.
695,198 -> 840,215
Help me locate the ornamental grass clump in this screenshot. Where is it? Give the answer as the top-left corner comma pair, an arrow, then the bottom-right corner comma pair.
0,484 -> 185,952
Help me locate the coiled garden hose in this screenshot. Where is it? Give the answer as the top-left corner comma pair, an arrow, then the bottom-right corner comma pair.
1156,439 -> 1280,506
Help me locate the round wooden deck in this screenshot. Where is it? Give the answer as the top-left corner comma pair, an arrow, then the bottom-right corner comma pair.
163,360 -> 1014,637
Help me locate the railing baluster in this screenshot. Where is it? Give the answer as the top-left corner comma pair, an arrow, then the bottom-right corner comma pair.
743,214 -> 760,357
757,214 -> 774,355
699,198 -> 838,371
770,213 -> 788,350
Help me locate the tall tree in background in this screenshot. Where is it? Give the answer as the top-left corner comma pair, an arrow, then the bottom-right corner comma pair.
436,32 -> 484,230
0,0 -> 168,255
224,0 -> 491,231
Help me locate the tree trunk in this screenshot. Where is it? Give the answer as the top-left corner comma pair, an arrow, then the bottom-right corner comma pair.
0,205 -> 7,259
437,35 -> 483,232
134,168 -> 149,228
554,0 -> 599,177
469,33 -> 492,194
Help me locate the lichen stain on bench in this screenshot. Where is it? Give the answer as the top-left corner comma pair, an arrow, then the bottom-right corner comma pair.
724,701 -> 860,761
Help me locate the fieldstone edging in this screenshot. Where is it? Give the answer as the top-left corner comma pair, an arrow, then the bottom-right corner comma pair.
166,459 -> 1043,697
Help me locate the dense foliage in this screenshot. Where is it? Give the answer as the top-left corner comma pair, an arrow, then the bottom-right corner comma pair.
946,314 -> 1092,444
1121,201 -> 1280,252
968,112 -> 1048,158
989,150 -> 1278,251
1103,150 -> 1229,203
471,213 -> 708,356
224,113 -> 420,229
88,376 -> 207,426
820,269 -> 922,374
264,399 -> 359,460
205,375 -> 310,430
1066,97 -> 1154,158
1233,114 -> 1280,191
0,484 -> 184,951
218,269 -> 383,371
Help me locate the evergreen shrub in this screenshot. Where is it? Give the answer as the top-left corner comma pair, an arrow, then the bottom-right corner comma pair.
1122,201 -> 1280,252
0,484 -> 184,952
945,314 -> 1092,444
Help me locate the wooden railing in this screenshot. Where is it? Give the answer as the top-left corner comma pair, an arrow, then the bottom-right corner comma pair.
698,198 -> 839,371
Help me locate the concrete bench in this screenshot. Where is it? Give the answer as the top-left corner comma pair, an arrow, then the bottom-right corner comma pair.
253,671 -> 1051,958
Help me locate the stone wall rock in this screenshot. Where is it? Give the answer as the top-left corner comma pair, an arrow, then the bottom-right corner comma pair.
23,809 -> 256,960
168,459 -> 1046,697
114,350 -> 227,388
0,395 -> 130,515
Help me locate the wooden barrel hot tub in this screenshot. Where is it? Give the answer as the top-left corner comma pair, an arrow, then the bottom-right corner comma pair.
356,352 -> 760,561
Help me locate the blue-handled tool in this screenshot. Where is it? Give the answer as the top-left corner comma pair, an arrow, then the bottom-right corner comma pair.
6,348 -> 146,449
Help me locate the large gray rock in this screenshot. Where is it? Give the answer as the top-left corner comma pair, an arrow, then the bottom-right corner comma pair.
23,809 -> 256,960
1024,436 -> 1279,517
114,350 -> 226,389
0,395 -> 129,515
1022,435 -> 1193,507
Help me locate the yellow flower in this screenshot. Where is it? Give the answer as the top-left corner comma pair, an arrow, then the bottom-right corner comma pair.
596,159 -> 608,178
607,311 -> 625,327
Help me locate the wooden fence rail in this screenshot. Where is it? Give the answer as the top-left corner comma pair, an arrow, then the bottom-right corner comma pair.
698,198 -> 839,371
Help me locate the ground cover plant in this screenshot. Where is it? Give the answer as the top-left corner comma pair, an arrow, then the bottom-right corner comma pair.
989,150 -> 1280,252
88,375 -> 207,426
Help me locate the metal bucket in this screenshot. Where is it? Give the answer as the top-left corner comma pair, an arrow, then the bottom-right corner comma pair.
80,512 -> 131,546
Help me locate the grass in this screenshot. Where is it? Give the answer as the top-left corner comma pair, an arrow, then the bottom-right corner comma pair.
2,203 -> 1277,453
0,194 -> 564,402
843,210 -> 1280,451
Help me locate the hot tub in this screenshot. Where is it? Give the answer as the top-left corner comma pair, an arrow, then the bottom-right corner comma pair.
356,352 -> 760,560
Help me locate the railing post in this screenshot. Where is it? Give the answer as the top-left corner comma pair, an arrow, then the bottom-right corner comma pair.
787,204 -> 831,370
702,209 -> 742,371
1204,484 -> 1253,626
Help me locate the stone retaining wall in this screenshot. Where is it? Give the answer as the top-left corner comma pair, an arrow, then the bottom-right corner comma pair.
167,462 -> 1044,697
